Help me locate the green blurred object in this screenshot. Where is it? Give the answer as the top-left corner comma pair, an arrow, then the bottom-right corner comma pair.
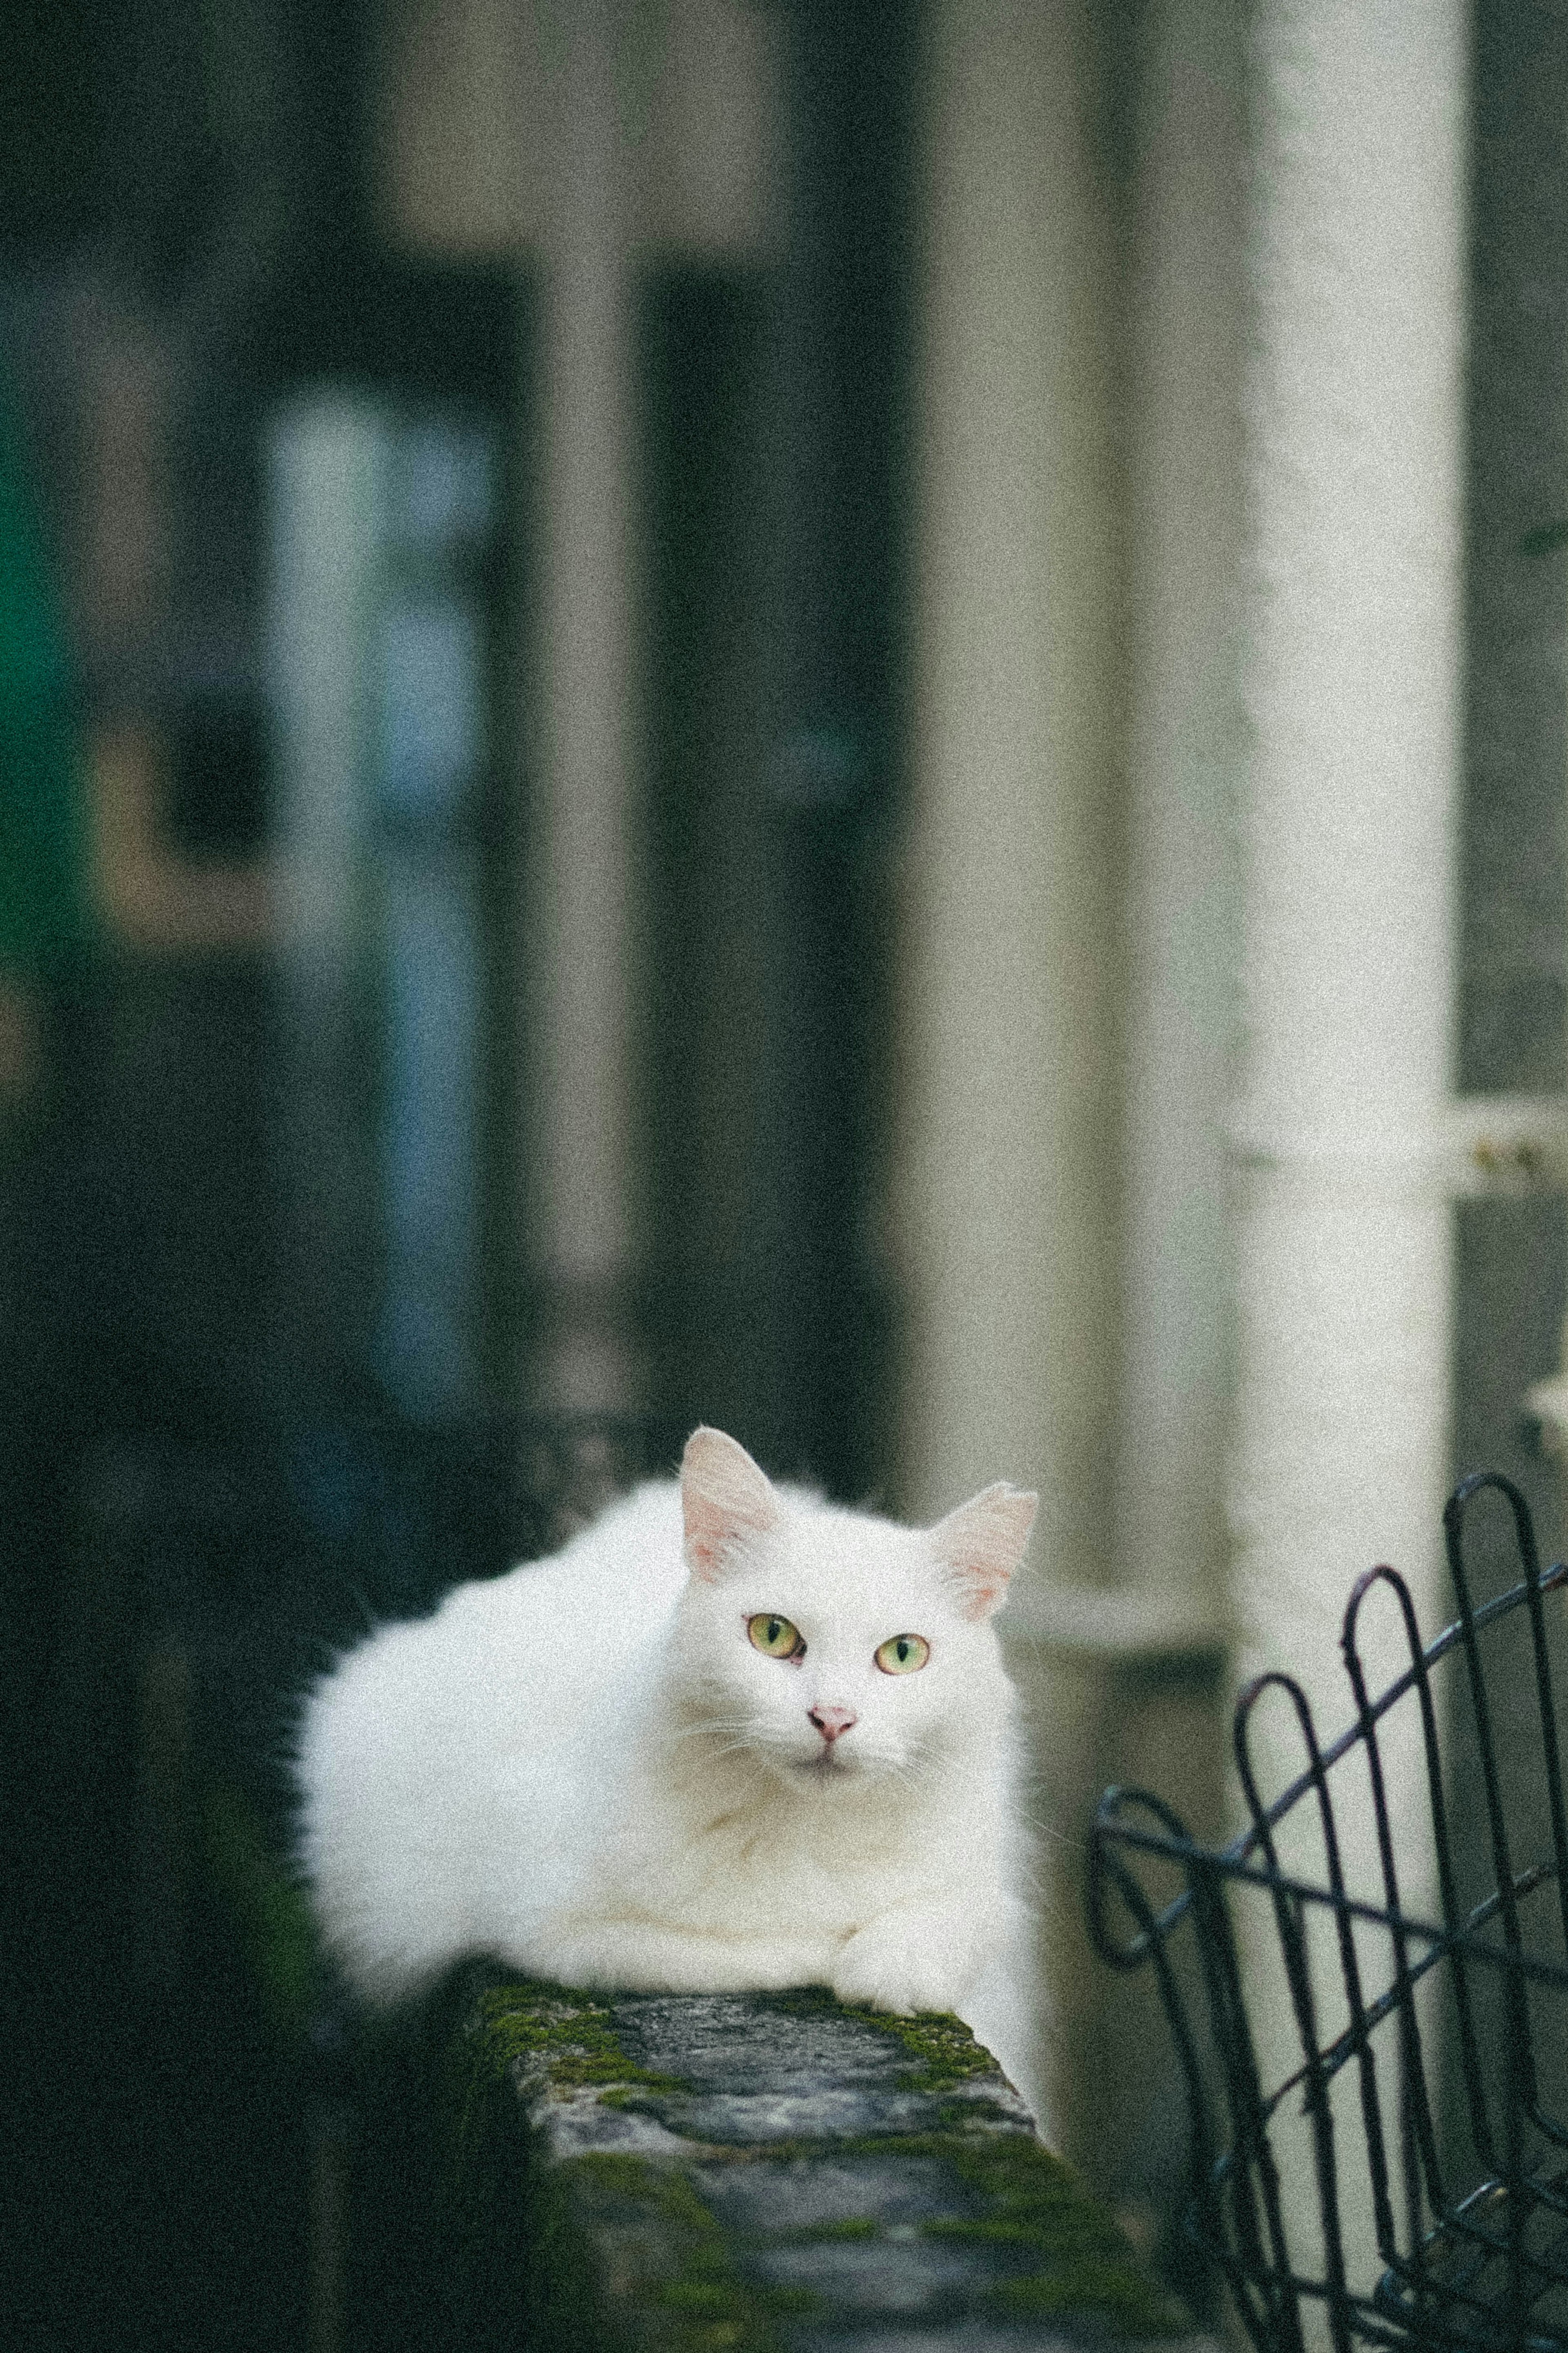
200,1778 -> 322,2043
0,363 -> 89,981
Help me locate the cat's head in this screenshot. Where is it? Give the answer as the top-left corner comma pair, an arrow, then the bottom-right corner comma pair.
666,1426 -> 1036,1790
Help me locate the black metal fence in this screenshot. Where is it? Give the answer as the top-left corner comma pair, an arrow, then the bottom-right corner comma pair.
1089,1473 -> 1568,2353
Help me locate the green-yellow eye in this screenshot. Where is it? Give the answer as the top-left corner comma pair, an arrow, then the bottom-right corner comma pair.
875,1633 -> 930,1675
748,1613 -> 803,1659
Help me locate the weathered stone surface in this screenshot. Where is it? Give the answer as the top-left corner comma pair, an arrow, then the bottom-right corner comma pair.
441,1974 -> 1212,2352
695,2154 -> 982,2236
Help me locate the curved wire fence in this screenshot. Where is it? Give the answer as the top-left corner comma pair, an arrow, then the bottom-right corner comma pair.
1089,1473 -> 1568,2353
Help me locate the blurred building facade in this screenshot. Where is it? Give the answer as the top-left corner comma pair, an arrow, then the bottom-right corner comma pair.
6,0 -> 1568,2293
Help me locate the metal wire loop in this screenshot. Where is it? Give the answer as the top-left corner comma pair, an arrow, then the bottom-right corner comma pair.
1087,1477 -> 1568,2352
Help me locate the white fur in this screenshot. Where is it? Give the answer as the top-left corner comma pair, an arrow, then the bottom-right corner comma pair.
295,1432 -> 1046,2128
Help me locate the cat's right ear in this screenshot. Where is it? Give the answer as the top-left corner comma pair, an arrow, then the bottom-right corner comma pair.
929,1483 -> 1037,1619
681,1427 -> 781,1581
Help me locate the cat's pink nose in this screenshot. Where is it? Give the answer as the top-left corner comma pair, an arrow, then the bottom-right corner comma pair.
808,1704 -> 858,1744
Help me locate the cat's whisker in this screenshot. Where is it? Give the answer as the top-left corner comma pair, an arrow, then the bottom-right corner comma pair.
698,1738 -> 766,1767
1011,1802 -> 1085,1853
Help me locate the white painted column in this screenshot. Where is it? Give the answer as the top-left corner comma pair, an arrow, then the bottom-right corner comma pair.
527,0 -> 644,1414
1234,0 -> 1465,1810
896,0 -> 1123,1592
1232,0 -> 1467,2314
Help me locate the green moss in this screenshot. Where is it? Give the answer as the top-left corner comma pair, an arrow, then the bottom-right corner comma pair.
569,2150 -> 718,2227
799,2125 -> 1188,2339
935,2137 -> 1190,2337
561,2149 -> 802,2352
989,2258 -> 1190,2329
469,1982 -> 685,2094
765,1985 -> 999,2092
852,2009 -> 998,2090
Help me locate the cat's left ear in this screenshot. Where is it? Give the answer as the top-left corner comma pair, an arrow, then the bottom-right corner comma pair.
928,1483 -> 1037,1620
681,1427 -> 782,1581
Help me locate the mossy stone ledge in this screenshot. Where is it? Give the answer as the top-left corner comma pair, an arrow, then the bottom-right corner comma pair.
434,1973 -> 1210,2353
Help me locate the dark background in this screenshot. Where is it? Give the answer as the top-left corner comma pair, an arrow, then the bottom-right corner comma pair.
0,2 -> 912,2344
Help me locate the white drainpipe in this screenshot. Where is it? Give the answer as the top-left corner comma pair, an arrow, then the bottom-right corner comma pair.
1231,0 -> 1468,2310
1234,0 -> 1467,1870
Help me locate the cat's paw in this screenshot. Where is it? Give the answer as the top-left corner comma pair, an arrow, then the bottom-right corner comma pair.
831,1924 -> 963,2017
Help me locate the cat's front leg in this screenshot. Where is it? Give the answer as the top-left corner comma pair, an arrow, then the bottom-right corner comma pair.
530,1917 -> 837,1997
831,1899 -> 992,2017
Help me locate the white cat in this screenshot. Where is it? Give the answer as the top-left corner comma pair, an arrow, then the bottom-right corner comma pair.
296,1425 -> 1046,2125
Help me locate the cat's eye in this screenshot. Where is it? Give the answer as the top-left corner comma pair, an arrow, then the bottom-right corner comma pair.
748,1613 -> 804,1660
875,1633 -> 930,1675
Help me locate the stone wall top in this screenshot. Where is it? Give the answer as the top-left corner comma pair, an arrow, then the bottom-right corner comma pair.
435,1974 -> 1209,2353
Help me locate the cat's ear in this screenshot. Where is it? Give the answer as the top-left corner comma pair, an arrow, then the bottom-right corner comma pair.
928,1483 -> 1037,1620
681,1427 -> 782,1581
